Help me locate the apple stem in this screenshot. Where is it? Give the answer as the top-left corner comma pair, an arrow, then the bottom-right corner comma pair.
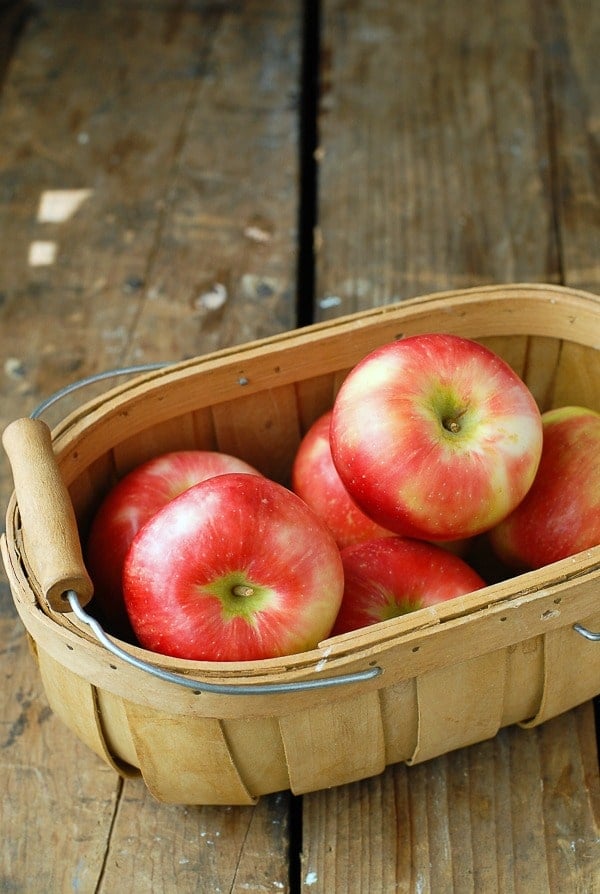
444,418 -> 461,433
232,584 -> 255,598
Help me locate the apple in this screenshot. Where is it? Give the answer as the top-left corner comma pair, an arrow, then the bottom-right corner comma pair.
330,333 -> 544,542
331,536 -> 486,635
291,410 -> 395,548
122,473 -> 345,661
85,450 -> 262,637
488,405 -> 600,569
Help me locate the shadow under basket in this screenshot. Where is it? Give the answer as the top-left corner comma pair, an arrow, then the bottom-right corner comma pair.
2,283 -> 600,806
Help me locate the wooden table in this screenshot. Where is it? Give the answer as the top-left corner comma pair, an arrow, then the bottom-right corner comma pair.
1,1 -> 599,891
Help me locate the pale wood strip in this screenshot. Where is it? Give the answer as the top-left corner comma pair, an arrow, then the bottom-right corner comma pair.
551,341 -> 600,412
123,701 -> 256,806
408,649 -> 507,765
36,645 -> 130,773
522,336 -> 563,412
522,609 -> 600,729
212,384 -> 302,484
295,372 -> 337,432
501,635 -> 544,726
111,412 -> 200,477
280,691 -> 386,795
223,715 -> 291,798
379,678 -> 419,764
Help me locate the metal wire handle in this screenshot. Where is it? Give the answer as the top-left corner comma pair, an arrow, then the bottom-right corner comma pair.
31,364 -> 383,695
66,590 -> 382,695
573,623 -> 600,642
31,362 -> 170,419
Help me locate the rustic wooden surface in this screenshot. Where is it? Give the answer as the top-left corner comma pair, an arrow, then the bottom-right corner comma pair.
1,1 -> 599,892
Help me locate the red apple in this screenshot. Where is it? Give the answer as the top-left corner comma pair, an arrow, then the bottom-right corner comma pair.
488,405 -> 600,569
291,410 -> 395,548
85,450 -> 261,636
331,537 -> 486,636
330,333 -> 543,541
122,473 -> 345,661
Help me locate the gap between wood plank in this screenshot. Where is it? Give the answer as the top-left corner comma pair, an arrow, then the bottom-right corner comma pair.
289,4 -> 323,887
0,0 -> 30,92
296,0 -> 321,328
536,0 -> 566,288
95,776 -> 125,894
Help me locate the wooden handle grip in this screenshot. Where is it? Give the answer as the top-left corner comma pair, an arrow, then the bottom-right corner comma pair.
2,417 -> 93,612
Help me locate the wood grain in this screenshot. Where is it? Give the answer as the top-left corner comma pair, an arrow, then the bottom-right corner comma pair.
0,1 -> 300,890
538,0 -> 600,291
307,0 -> 600,889
314,0 -> 560,319
0,0 -> 598,891
301,706 -> 600,893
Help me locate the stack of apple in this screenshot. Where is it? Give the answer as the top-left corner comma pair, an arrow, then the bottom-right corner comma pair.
85,334 -> 600,662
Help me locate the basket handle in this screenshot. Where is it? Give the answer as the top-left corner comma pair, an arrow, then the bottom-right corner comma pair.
573,623 -> 600,642
3,365 -> 384,694
66,590 -> 383,695
2,417 -> 94,613
2,363 -> 168,613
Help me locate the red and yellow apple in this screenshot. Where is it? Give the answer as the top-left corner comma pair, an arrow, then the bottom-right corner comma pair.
331,536 -> 486,635
330,333 -> 544,542
122,473 -> 345,661
291,410 -> 394,548
488,405 -> 600,569
85,449 -> 261,636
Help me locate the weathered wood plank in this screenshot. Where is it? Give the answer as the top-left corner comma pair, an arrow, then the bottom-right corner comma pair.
314,0 -> 559,319
307,0 -> 600,889
539,0 -> 600,291
1,626 -> 120,893
99,784 -> 291,893
0,1 -> 301,891
301,705 -> 600,893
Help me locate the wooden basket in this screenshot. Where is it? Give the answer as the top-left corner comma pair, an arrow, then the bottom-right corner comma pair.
2,283 -> 600,806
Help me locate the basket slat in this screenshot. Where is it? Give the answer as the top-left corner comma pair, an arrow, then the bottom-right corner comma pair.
552,341 -> 600,410
408,650 -> 508,764
522,609 -> 600,728
36,647 -> 134,775
501,635 -> 544,725
113,412 -> 201,477
279,690 -> 387,795
123,702 -> 257,805
379,678 -> 419,764
223,716 -> 291,797
212,384 -> 301,483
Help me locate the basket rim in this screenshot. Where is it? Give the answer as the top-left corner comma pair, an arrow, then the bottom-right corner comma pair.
43,281 -> 600,431
3,281 -> 600,701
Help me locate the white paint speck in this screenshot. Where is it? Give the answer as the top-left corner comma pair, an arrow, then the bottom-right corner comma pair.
305,871 -> 318,886
4,357 -> 25,378
37,188 -> 93,222
319,295 -> 342,309
28,240 -> 57,266
196,283 -> 228,310
244,225 -> 272,243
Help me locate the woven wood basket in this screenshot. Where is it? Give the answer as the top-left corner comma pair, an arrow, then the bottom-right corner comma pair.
2,283 -> 600,805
